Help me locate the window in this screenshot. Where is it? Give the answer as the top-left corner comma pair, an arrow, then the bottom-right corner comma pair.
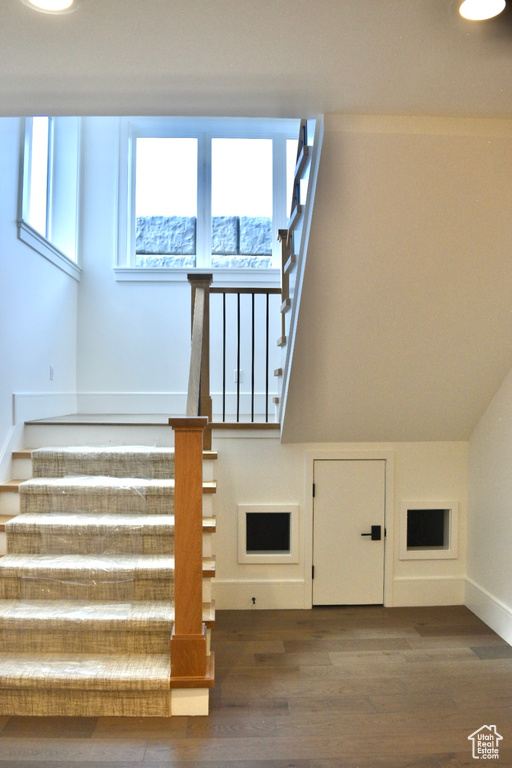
135,137 -> 198,268
237,504 -> 300,564
399,500 -> 459,560
18,116 -> 82,279
116,117 -> 299,280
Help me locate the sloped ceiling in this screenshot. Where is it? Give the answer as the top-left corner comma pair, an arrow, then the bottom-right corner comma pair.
0,0 -> 511,118
281,116 -> 512,442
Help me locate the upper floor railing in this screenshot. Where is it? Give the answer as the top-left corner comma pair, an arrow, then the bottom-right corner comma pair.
184,118 -> 322,442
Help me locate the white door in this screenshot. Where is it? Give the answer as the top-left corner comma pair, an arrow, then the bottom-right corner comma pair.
313,459 -> 386,605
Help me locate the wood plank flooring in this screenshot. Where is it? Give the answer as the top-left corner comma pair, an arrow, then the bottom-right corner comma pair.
0,605 -> 511,767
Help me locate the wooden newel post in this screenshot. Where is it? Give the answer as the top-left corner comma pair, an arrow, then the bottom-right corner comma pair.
169,416 -> 208,682
187,274 -> 213,450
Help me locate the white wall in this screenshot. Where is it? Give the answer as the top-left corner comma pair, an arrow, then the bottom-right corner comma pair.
0,118 -> 78,478
467,366 -> 512,644
77,117 -> 281,416
212,432 -> 467,609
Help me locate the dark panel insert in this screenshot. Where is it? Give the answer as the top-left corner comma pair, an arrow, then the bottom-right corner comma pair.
407,508 -> 447,549
246,512 -> 291,553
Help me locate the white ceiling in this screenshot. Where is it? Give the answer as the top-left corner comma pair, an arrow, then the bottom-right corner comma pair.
1,0 -> 511,118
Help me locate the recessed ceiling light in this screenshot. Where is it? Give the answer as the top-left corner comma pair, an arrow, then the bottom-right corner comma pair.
20,0 -> 81,13
459,0 -> 506,20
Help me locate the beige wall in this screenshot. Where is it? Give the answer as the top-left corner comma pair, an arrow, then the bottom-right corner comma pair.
283,115 -> 512,443
468,366 -> 512,644
212,432 -> 467,609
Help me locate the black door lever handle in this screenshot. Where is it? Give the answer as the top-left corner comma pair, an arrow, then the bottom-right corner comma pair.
361,525 -> 381,541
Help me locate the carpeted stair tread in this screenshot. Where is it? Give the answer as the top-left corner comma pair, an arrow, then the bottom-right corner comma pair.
7,512 -> 175,530
0,553 -> 214,577
0,552 -> 177,578
32,446 -> 175,479
6,512 -> 214,532
19,476 -> 177,515
5,513 -> 215,556
0,599 -> 215,629
0,652 -> 170,690
6,512 -> 176,555
0,599 -> 174,629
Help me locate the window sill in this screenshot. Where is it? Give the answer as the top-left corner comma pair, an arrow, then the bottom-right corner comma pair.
17,220 -> 81,282
114,266 -> 280,288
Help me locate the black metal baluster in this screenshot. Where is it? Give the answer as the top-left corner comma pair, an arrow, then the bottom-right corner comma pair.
265,292 -> 269,422
237,292 -> 241,422
222,293 -> 226,422
251,293 -> 255,422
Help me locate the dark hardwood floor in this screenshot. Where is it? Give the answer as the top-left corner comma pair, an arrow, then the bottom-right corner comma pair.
0,605 -> 511,767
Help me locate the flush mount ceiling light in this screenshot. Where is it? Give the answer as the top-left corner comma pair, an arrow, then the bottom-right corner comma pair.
459,0 -> 506,20
20,0 -> 81,13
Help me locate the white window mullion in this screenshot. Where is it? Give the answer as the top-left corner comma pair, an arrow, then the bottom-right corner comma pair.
196,131 -> 212,269
45,117 -> 55,242
272,135 -> 287,268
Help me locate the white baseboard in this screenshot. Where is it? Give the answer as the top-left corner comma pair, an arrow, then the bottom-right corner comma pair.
77,393 -> 186,414
0,423 -> 25,483
465,577 -> 512,646
392,576 -> 465,607
213,579 -> 306,610
13,393 -> 78,424
77,392 -> 278,417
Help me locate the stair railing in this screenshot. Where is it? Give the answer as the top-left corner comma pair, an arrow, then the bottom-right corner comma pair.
167,273 -> 214,689
187,274 -> 281,431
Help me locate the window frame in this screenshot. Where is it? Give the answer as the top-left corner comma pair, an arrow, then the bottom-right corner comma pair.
115,116 -> 298,285
18,116 -> 82,281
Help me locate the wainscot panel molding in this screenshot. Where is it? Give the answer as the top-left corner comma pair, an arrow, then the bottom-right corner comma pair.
13,393 -> 78,425
213,579 -> 306,610
392,576 -> 465,607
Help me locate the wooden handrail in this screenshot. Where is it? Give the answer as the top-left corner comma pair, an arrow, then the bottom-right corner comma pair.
187,274 -> 213,449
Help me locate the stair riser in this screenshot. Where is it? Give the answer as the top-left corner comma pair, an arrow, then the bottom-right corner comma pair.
11,458 -> 32,481
0,577 -> 176,602
23,424 -> 175,450
0,688 -> 171,717
32,458 -> 175,480
0,495 -> 19,516
7,532 -> 175,556
0,629 -> 172,654
6,531 -> 212,556
20,492 -> 175,516
2,494 -> 214,518
12,453 -> 215,481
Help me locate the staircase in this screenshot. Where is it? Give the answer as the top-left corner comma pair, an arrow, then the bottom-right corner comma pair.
0,431 -> 216,717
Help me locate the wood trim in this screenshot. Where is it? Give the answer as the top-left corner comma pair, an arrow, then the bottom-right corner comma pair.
294,144 -> 310,183
210,287 -> 281,295
170,418 -> 211,684
0,480 -> 23,493
210,422 -> 279,431
169,417 -> 208,430
284,253 -> 297,275
170,652 -> 215,689
288,204 -> 303,234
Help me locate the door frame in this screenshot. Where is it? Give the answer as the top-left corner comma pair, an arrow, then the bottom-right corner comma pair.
304,450 -> 395,609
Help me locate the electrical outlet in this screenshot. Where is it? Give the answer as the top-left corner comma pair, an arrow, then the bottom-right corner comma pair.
49,365 -> 54,381
234,369 -> 244,384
